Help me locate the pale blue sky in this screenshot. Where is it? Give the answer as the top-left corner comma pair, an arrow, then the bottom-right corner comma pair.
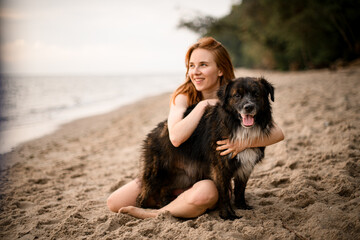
1,0 -> 235,75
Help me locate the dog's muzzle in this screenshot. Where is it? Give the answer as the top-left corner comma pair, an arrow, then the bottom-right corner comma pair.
239,103 -> 256,128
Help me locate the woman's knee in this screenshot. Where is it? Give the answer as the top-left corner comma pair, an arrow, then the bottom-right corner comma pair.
107,193 -> 121,213
187,180 -> 218,207
107,179 -> 141,213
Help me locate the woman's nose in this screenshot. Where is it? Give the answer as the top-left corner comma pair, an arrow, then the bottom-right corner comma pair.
193,66 -> 201,74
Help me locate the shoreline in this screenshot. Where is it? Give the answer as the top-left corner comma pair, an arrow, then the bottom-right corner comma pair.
0,92 -> 172,169
0,90 -> 174,156
0,67 -> 359,239
0,73 -> 184,155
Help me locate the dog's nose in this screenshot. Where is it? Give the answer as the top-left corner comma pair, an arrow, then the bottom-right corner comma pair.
244,103 -> 255,112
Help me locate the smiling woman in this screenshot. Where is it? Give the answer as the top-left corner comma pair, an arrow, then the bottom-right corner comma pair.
168,37 -> 236,147
108,37 -> 236,219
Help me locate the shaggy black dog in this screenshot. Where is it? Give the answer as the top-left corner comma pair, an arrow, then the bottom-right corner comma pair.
136,77 -> 275,220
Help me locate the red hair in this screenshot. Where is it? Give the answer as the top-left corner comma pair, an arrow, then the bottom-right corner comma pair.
171,37 -> 235,106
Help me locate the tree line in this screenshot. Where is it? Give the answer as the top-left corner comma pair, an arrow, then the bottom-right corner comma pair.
179,0 -> 360,70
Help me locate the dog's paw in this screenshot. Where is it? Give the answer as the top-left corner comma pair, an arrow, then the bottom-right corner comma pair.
235,202 -> 253,210
219,210 -> 242,220
219,206 -> 242,220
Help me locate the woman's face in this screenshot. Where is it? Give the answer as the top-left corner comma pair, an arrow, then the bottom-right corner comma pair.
188,48 -> 223,95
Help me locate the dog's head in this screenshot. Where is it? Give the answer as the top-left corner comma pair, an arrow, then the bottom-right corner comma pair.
217,77 -> 274,128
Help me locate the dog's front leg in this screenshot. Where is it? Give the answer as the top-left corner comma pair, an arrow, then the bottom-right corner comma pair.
234,175 -> 252,210
212,169 -> 241,220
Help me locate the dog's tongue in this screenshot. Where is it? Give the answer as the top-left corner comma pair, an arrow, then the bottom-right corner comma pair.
242,114 -> 254,126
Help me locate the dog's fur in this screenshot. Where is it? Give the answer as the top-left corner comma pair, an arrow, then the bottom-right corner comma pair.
136,77 -> 275,220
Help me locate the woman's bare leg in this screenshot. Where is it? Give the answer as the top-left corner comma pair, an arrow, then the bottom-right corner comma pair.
119,179 -> 218,219
107,178 -> 141,212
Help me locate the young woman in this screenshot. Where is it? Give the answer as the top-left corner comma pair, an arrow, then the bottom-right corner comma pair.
107,37 -> 284,219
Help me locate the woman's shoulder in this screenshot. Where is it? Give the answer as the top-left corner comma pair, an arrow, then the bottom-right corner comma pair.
172,93 -> 188,107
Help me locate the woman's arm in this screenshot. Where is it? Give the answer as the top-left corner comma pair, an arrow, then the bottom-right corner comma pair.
168,94 -> 218,147
216,123 -> 284,156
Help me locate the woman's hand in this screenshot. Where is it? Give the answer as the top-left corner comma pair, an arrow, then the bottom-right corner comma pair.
216,139 -> 249,158
203,99 -> 219,106
215,123 -> 284,158
168,95 -> 219,148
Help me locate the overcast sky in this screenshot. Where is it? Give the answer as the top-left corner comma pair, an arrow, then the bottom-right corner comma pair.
1,0 -> 235,75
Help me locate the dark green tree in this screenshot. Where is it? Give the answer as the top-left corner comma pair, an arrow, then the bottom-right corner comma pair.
179,0 -> 360,70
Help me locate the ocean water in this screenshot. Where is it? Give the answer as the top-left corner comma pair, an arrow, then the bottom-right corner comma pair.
0,73 -> 184,154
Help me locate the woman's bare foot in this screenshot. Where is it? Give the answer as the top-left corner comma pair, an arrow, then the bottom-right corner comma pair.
119,206 -> 165,219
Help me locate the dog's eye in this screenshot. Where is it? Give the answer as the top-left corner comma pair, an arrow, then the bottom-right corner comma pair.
233,93 -> 242,98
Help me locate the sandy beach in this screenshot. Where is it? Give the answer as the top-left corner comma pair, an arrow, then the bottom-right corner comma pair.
0,66 -> 359,239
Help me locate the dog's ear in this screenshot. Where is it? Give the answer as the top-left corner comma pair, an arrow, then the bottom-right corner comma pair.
259,78 -> 274,102
217,80 -> 234,106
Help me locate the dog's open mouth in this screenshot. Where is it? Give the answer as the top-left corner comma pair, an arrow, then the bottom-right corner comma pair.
240,114 -> 255,127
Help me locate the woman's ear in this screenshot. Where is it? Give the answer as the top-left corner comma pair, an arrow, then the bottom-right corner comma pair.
218,70 -> 223,77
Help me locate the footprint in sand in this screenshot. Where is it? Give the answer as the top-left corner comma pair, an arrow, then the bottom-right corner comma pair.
29,178 -> 50,185
270,177 -> 290,187
14,201 -> 34,209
